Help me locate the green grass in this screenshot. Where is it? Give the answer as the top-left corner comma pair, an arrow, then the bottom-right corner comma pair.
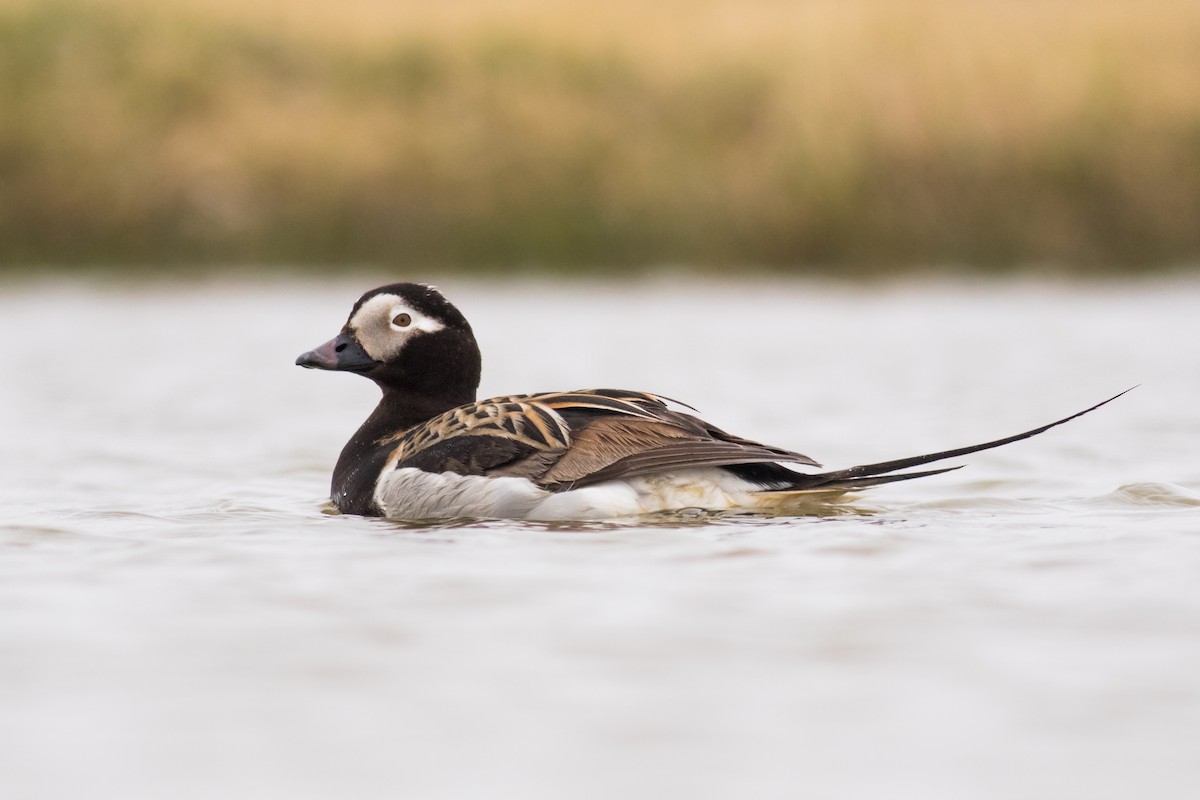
3,0 -> 1200,273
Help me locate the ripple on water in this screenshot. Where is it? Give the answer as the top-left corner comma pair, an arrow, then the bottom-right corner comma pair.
1094,482 -> 1200,507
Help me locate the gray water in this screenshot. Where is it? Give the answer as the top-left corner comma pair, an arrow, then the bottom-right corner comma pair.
3,275 -> 1200,800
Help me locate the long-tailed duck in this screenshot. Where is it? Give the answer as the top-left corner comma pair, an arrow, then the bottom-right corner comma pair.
296,283 -> 1126,520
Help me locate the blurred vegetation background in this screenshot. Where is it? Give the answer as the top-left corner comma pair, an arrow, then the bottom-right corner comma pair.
2,0 -> 1199,275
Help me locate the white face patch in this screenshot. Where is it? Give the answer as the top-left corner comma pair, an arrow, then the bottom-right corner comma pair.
348,293 -> 446,361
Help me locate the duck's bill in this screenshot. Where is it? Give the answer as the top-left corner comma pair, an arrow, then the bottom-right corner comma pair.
295,334 -> 380,372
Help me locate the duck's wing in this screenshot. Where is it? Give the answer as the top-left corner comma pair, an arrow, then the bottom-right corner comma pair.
382,396 -> 573,480
382,389 -> 821,489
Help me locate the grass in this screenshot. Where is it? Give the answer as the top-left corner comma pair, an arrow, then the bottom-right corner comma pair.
2,0 -> 1200,273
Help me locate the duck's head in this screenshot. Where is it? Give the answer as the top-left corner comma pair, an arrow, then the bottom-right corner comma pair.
296,283 -> 481,400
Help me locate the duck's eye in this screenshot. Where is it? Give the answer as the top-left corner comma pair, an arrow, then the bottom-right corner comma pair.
392,313 -> 412,328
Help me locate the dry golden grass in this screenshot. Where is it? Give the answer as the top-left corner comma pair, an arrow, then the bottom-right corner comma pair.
3,0 -> 1199,271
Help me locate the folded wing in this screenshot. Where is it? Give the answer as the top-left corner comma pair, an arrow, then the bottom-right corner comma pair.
384,388 -> 821,490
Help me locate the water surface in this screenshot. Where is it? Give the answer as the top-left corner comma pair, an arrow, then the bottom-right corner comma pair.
3,276 -> 1199,799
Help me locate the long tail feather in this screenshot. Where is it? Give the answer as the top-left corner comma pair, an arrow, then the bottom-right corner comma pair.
786,387 -> 1134,491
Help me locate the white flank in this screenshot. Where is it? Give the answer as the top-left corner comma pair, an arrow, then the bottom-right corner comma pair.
374,466 -> 844,521
374,468 -> 550,519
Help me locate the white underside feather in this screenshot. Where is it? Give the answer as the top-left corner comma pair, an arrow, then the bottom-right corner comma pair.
373,467 -> 847,521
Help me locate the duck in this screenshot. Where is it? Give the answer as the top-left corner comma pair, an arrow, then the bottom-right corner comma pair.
296,282 -> 1126,521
